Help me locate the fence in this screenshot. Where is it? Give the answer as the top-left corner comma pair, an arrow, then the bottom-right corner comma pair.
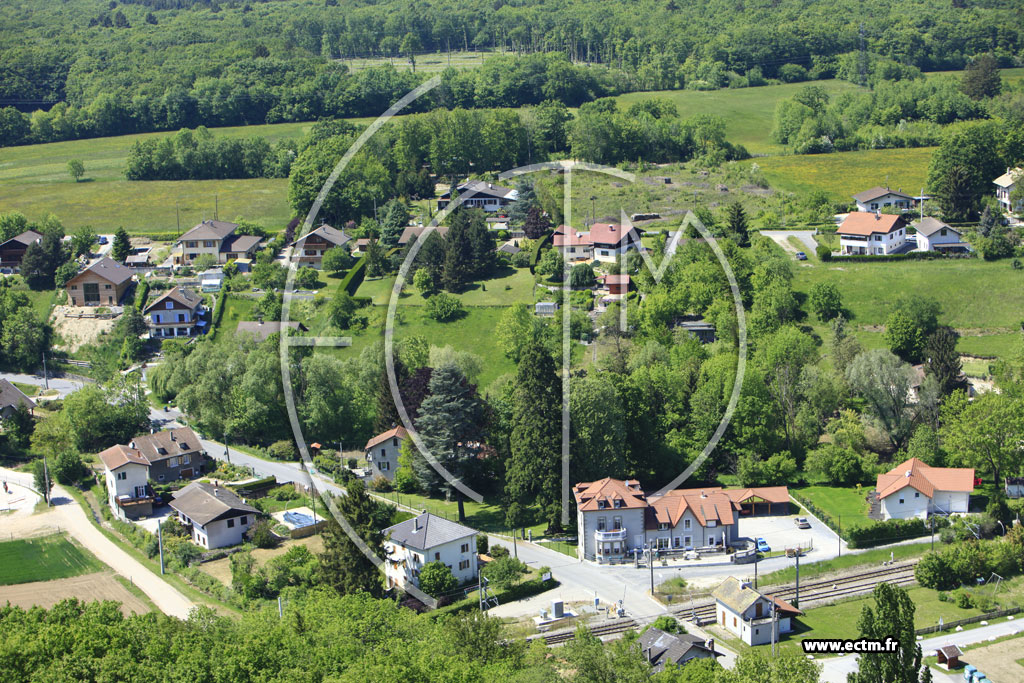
60,312 -> 118,320
914,606 -> 1022,635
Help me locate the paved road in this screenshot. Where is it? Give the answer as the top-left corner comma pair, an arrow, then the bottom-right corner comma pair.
2,372 -> 86,399
761,230 -> 817,256
0,467 -> 194,619
818,619 -> 1024,683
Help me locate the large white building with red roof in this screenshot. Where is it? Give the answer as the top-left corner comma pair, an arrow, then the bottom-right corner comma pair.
875,457 -> 974,520
553,223 -> 643,263
573,478 -> 789,563
837,212 -> 909,255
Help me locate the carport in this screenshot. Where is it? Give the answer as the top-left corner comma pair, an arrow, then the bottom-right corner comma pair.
725,487 -> 791,516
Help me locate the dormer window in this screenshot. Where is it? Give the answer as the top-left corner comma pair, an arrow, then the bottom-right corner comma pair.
166,301 -> 173,309
179,442 -> 189,450
157,447 -> 167,455
597,499 -> 607,509
613,499 -> 623,509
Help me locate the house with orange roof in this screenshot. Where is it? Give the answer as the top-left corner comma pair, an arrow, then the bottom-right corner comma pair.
365,426 -> 409,481
553,223 -> 643,263
875,457 -> 974,520
837,212 -> 909,255
98,444 -> 155,520
573,478 -> 789,563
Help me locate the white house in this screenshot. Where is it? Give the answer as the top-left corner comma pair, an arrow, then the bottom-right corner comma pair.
437,180 -> 518,213
913,217 -> 967,252
993,167 -> 1022,214
288,223 -> 351,269
169,481 -> 259,549
838,212 -> 909,255
143,286 -> 205,338
553,228 -> 593,260
713,577 -> 802,646
852,187 -> 915,213
875,457 -> 974,520
573,478 -> 788,563
589,223 -> 643,263
98,444 -> 155,520
382,512 -> 478,591
365,425 -> 408,481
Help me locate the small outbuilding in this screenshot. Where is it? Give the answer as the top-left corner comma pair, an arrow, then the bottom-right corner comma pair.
934,644 -> 963,669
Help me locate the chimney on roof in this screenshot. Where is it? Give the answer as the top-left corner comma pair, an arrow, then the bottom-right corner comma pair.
170,432 -> 176,441
701,490 -> 707,498
905,470 -> 912,478
214,488 -> 219,496
875,210 -> 881,220
705,638 -> 714,652
129,441 -> 135,449
644,647 -> 652,662
414,516 -> 421,531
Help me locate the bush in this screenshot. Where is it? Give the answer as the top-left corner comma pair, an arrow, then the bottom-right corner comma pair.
481,555 -> 528,590
476,535 -> 489,555
511,251 -> 531,268
489,544 -> 509,559
339,255 -> 368,295
247,519 -> 279,549
269,484 -> 301,501
425,292 -> 464,322
956,591 -> 973,609
267,440 -> 297,460
369,475 -> 393,492
419,561 -> 458,598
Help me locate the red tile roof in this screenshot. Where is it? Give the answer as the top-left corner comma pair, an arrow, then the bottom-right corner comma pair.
647,488 -> 738,528
365,426 -> 408,450
573,477 -> 647,511
876,457 -> 974,500
838,212 -> 906,237
590,222 -> 639,246
723,486 -> 790,505
97,444 -> 149,470
553,230 -> 592,247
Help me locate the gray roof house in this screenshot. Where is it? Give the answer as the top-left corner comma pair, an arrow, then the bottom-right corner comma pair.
382,512 -> 479,591
97,427 -> 210,483
0,379 -> 35,418
170,481 -> 260,549
637,628 -> 720,673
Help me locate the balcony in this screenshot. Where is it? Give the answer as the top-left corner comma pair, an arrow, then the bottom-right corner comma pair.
595,528 -> 627,542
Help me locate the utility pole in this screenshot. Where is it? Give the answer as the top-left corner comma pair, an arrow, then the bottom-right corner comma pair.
278,596 -> 283,619
754,545 -> 759,589
41,352 -> 49,391
214,194 -> 219,221
838,514 -> 842,557
930,518 -> 935,550
42,457 -> 51,506
176,202 -> 181,238
794,552 -> 800,608
158,519 -> 165,574
649,547 -> 655,595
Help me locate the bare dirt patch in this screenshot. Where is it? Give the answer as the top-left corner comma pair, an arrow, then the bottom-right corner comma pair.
51,305 -> 121,352
959,633 -> 1024,682
0,571 -> 150,615
197,534 -> 325,588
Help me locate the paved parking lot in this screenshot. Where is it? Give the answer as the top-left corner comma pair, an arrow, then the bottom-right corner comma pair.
736,511 -> 843,562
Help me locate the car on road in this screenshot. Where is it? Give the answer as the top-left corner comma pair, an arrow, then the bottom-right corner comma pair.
794,517 -> 811,529
755,538 -> 771,553
795,251 -> 807,260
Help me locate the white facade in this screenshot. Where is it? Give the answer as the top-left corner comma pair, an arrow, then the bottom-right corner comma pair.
366,435 -> 401,481
384,535 -> 478,591
839,228 -> 907,255
149,302 -> 199,337
994,168 -> 1021,214
855,193 -> 913,213
176,509 -> 253,549
556,242 -> 593,260
879,487 -> 970,520
917,226 -> 962,251
577,506 -> 647,563
717,599 -> 793,646
105,462 -> 150,521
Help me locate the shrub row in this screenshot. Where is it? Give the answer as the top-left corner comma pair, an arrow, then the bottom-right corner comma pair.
827,251 -> 973,263
339,256 -> 368,296
134,280 -> 150,312
915,536 -> 1023,591
791,491 -> 943,549
529,231 -> 554,274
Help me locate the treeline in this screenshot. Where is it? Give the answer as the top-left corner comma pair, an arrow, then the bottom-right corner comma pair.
2,0 -> 1022,146
0,52 -> 625,148
771,58 -> 1019,154
124,126 -> 295,181
0,592 -> 821,683
288,100 -> 742,225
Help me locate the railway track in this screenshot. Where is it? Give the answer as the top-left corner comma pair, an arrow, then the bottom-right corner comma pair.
674,562 -> 919,623
536,618 -> 638,646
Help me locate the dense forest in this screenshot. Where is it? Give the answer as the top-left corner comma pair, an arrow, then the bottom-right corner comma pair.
1,0 -> 1022,146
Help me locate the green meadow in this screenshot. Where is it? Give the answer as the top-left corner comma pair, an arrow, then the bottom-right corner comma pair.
0,534 -> 105,585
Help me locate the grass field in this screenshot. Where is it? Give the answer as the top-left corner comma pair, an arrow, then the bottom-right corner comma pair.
616,79 -> 866,155
372,489 -> 548,538
749,147 -> 934,201
357,266 -> 537,307
0,121 -> 316,233
759,542 -> 933,586
0,534 -> 105,585
792,258 -> 1024,357
793,486 -> 872,529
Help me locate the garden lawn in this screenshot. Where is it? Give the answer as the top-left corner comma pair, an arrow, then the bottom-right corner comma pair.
759,542 -> 933,586
794,486 -> 872,529
372,490 -> 547,538
615,79 -> 866,155
356,267 -> 536,307
793,258 -> 1024,359
0,534 -> 105,585
773,586 -> 987,656
749,147 -> 933,201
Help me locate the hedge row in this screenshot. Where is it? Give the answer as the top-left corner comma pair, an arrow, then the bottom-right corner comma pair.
529,231 -> 554,274
791,490 -> 943,549
134,280 -> 150,312
827,251 -> 973,263
339,256 -> 368,296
